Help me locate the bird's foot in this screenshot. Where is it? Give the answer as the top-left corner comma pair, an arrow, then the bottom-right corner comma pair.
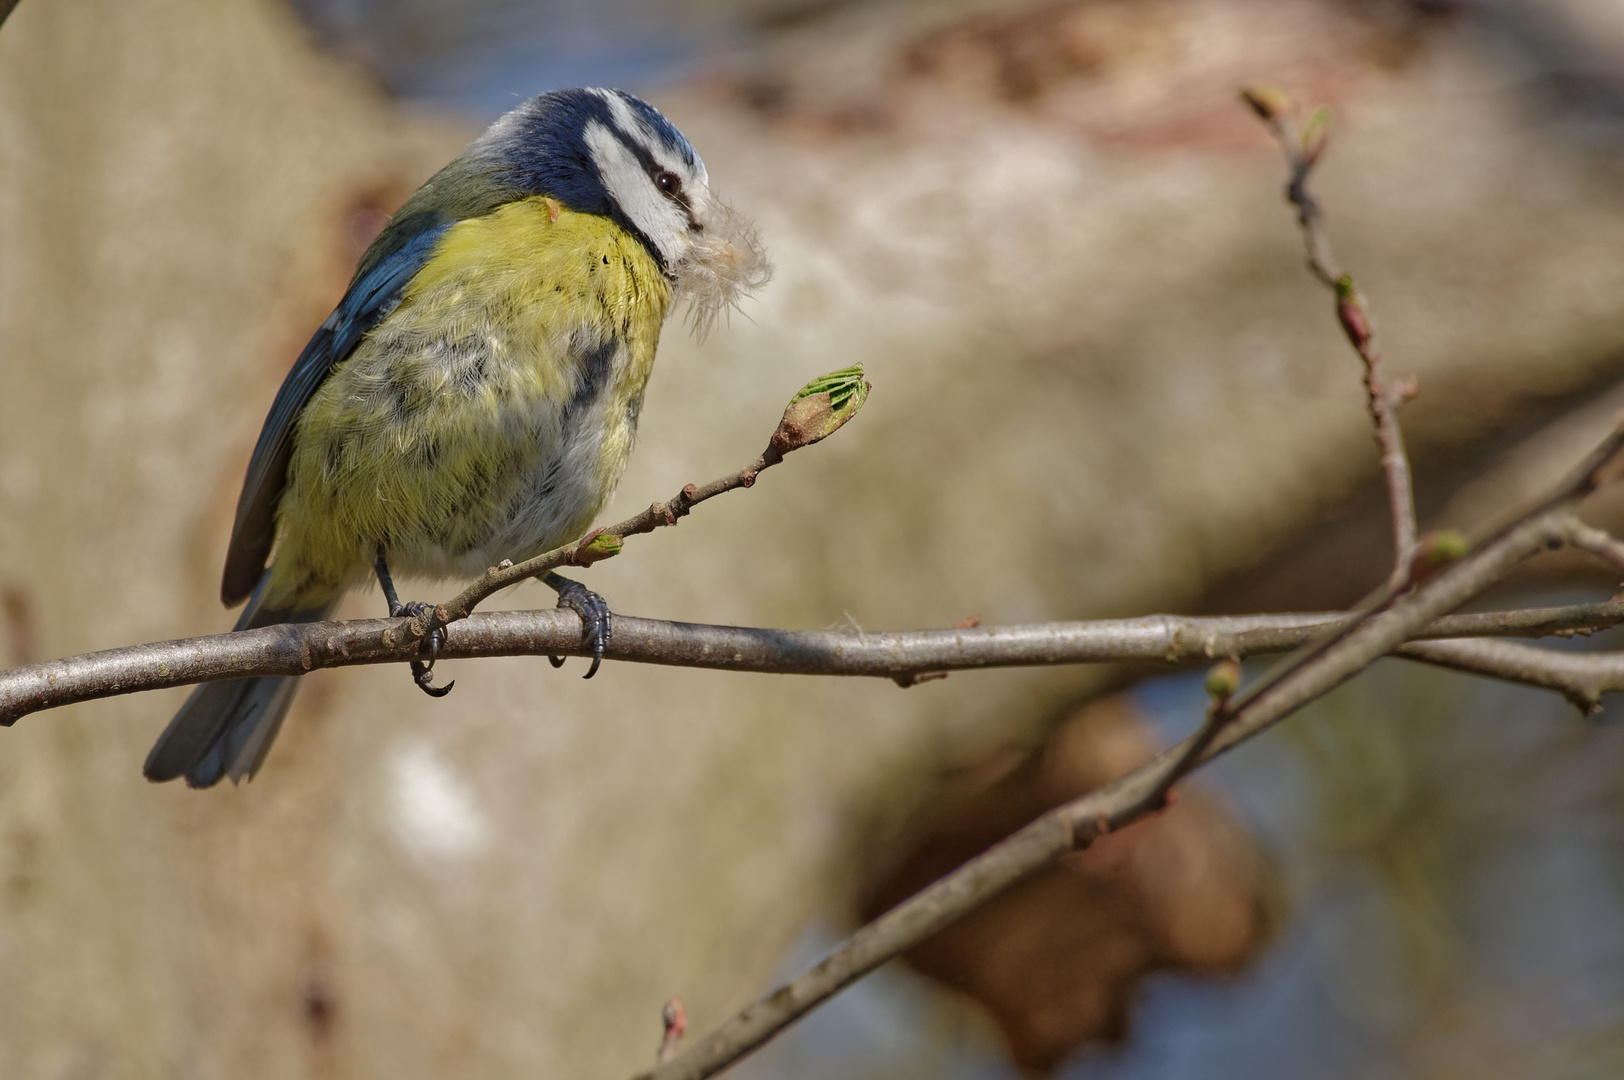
393,599 -> 455,698
544,572 -> 611,679
375,554 -> 454,698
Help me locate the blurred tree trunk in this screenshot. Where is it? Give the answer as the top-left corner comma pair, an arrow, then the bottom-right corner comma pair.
0,1 -> 464,1075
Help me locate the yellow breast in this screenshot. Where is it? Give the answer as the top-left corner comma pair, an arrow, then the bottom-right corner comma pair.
266,197 -> 673,609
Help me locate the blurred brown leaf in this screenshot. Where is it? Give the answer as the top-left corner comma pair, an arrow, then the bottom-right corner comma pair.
858,696 -> 1275,1072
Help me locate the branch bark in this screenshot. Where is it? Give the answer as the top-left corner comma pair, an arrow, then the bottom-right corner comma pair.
1564,519 -> 1624,572
6,600 -> 1624,725
1396,637 -> 1624,714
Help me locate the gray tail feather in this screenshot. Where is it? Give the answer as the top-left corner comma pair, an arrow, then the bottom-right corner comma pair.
144,573 -> 337,789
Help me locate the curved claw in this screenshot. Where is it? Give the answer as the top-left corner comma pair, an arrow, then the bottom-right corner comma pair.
411,659 -> 455,697
394,600 -> 455,698
545,573 -> 611,679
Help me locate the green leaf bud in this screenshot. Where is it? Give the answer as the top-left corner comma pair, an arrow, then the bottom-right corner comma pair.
770,364 -> 871,453
575,531 -> 623,566
1239,85 -> 1292,121
1205,659 -> 1242,702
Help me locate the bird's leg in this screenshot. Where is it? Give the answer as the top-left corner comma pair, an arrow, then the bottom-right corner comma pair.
375,554 -> 405,615
375,554 -> 454,698
543,571 -> 611,679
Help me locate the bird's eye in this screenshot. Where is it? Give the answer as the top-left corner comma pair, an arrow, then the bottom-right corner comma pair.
655,170 -> 682,196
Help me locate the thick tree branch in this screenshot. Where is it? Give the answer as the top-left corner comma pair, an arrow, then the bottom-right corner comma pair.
6,600 -> 1624,725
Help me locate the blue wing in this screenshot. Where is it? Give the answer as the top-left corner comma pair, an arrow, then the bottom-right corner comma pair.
220,211 -> 453,606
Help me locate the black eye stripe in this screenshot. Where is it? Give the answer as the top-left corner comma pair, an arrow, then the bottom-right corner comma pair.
606,126 -> 683,192
601,125 -> 700,231
617,136 -> 693,207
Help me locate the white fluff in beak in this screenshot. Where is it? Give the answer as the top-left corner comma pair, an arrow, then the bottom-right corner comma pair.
674,187 -> 773,337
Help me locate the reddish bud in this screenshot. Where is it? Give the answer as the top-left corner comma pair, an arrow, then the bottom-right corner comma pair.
1335,275 -> 1372,351
658,998 -> 688,1064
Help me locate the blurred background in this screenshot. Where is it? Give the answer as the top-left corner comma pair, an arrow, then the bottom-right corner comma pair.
4,0 -> 1624,1077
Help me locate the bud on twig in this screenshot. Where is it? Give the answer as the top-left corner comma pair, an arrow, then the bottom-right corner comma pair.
1408,529 -> 1471,586
770,364 -> 870,454
573,529 -> 623,566
1239,84 -> 1293,121
1205,659 -> 1242,704
1335,275 -> 1372,353
658,998 -> 688,1064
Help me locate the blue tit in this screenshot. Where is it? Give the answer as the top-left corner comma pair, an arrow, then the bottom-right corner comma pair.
144,88 -> 770,788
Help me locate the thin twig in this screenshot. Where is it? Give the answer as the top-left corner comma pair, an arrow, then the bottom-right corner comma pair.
7,600 -> 1624,725
1246,88 -> 1418,582
1217,409 -> 1624,727
1563,519 -> 1624,572
1396,638 -> 1624,715
1180,87 -> 1564,767
1136,661 -> 1238,815
634,422 -> 1624,1080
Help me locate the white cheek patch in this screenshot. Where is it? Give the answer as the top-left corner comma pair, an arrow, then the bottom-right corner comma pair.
583,119 -> 689,268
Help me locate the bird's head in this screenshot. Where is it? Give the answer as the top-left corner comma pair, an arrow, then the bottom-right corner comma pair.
477,87 -> 771,331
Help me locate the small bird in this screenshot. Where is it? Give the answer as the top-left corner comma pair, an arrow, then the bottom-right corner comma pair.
144,88 -> 770,788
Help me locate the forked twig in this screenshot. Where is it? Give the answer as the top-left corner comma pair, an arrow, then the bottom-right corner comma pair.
633,420 -> 1624,1080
